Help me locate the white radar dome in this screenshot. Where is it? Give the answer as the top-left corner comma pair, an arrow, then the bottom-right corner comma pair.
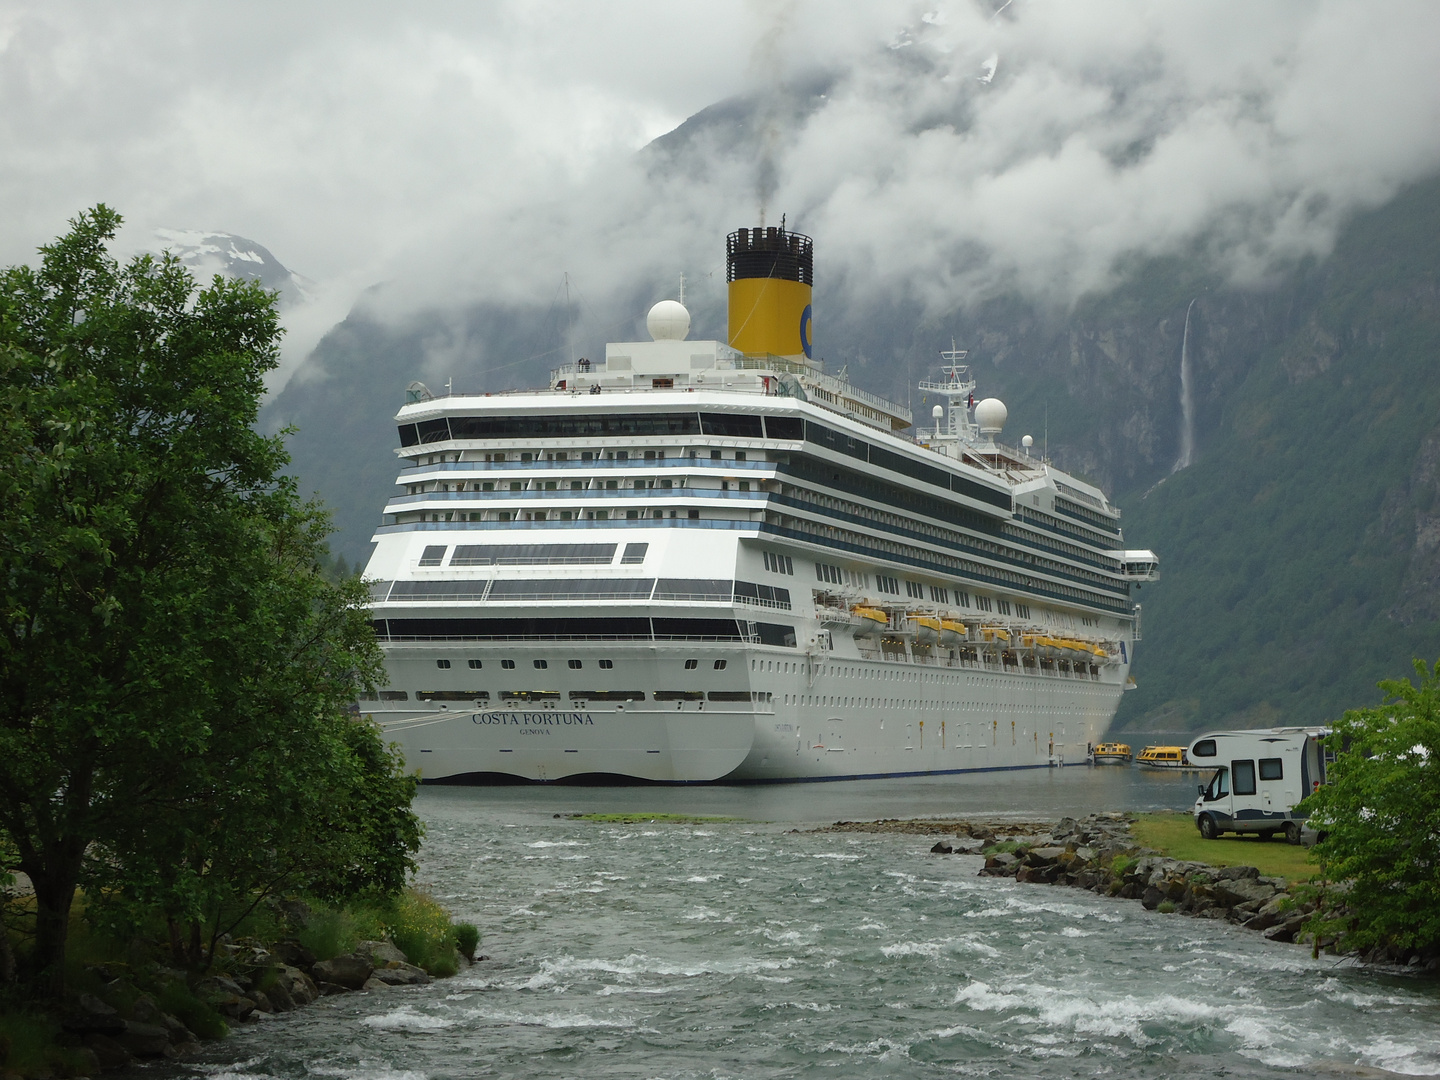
974,397 -> 1008,435
647,299 -> 691,341
1022,435 -> 1033,448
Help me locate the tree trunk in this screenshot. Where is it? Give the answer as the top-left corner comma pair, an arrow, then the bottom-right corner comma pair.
0,902 -> 16,984
27,858 -> 80,997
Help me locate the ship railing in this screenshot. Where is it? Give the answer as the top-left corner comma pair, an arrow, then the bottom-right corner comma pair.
378,632 -> 762,643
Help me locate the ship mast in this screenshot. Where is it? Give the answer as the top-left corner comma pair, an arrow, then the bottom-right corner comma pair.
917,341 -> 976,458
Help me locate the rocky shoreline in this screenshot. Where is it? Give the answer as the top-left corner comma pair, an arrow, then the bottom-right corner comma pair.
816,813 -> 1440,970
54,935 -> 464,1074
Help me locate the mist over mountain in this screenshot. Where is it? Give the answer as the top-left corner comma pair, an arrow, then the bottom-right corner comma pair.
153,229 -> 313,307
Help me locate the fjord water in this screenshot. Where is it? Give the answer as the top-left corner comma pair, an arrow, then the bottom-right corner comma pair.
176,768 -> 1440,1079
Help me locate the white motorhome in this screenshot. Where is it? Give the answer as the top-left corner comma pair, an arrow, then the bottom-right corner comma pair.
1189,727 -> 1331,844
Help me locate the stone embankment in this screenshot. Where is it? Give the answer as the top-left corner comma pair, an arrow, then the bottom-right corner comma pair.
957,814 -> 1315,943
62,938 -> 442,1071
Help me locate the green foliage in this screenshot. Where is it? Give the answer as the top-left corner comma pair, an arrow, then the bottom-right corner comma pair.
984,840 -> 1030,856
1156,900 -> 1177,914
1300,659 -> 1440,953
1109,854 -> 1135,876
386,890 -> 459,977
1130,814 -> 1312,880
455,922 -> 480,963
0,207 -> 421,992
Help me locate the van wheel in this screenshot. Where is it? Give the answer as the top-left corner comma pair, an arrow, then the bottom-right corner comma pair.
1283,822 -> 1301,845
1198,814 -> 1219,840
1258,830 -> 1275,842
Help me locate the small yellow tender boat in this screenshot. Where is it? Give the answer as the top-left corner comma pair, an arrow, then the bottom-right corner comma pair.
1091,742 -> 1133,764
1135,745 -> 1193,769
939,618 -> 967,646
909,614 -> 942,645
851,606 -> 889,638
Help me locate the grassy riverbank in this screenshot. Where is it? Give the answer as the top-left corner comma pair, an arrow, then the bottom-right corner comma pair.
1130,813 -> 1317,882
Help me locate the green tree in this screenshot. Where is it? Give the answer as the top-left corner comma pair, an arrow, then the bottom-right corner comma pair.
0,206 -> 417,992
1301,658 -> 1440,954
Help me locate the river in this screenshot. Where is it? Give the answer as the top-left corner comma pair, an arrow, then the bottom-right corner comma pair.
168,766 -> 1440,1078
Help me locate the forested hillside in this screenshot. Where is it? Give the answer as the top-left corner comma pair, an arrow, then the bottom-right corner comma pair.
263,176 -> 1440,736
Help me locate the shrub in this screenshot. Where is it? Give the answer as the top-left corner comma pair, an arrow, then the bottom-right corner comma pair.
1110,855 -> 1135,876
1157,901 -> 1177,914
455,922 -> 480,963
386,890 -> 459,977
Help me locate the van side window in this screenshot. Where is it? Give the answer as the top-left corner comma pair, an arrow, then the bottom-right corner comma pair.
1192,739 -> 1216,758
1206,768 -> 1229,800
1232,759 -> 1257,796
1258,758 -> 1283,781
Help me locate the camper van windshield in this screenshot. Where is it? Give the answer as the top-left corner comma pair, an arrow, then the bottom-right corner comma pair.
1205,767 -> 1229,800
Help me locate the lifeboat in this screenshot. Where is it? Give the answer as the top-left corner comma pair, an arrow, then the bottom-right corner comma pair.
1135,745 -> 1195,769
939,618 -> 967,646
1091,742 -> 1132,764
909,614 -> 942,645
851,606 -> 888,638
981,625 -> 1011,643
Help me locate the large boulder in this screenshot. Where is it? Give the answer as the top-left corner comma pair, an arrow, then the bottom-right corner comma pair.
118,1020 -> 173,1058
312,954 -> 374,990
371,961 -> 432,986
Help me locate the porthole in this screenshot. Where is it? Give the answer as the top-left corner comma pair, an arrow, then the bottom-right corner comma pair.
684,659 -> 698,669
599,659 -> 614,669
534,659 -> 548,669
568,659 -> 583,669
468,659 -> 482,669
501,659 -> 516,669
436,659 -> 451,669
714,659 -> 727,670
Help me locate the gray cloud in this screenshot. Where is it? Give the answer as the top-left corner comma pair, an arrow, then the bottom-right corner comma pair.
4,1 -> 1439,387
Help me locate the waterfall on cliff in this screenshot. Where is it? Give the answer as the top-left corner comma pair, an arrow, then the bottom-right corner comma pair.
1172,299 -> 1196,473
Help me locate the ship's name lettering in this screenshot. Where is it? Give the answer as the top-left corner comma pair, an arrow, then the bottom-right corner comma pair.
471,712 -> 596,726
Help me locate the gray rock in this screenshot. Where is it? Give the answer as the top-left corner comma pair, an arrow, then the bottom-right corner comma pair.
1026,846 -> 1066,866
83,1033 -> 134,1069
362,976 -> 388,991
119,1020 -> 172,1057
1214,865 -> 1260,881
250,989 -> 273,1014
213,994 -> 256,1021
196,974 -> 248,999
317,981 -> 351,996
312,954 -> 374,990
266,979 -> 296,1012
930,840 -> 954,854
356,940 -> 411,966
278,964 -> 319,1005
372,961 -> 432,986
1141,886 -> 1164,910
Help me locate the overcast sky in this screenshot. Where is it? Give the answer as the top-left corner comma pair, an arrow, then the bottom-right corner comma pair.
5,1 -> 1440,381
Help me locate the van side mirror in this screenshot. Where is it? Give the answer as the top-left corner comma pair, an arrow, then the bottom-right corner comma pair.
1197,785 -> 1205,796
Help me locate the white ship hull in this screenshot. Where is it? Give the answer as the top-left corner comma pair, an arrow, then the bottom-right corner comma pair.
365,618 -> 1127,782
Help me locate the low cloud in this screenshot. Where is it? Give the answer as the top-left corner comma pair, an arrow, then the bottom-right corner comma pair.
4,1 -> 1439,388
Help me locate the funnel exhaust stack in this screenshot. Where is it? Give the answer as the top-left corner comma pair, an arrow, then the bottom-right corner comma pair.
726,226 -> 814,360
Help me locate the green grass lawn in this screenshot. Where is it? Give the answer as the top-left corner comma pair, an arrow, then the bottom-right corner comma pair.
1130,813 -> 1318,883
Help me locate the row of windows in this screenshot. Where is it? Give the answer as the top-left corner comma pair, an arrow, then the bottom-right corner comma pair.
399,411 -> 804,446
437,657 -> 726,671
778,487 -> 1124,593
413,447 -> 757,468
378,577 -> 790,609
763,550 -> 794,575
401,507 -> 708,524
763,514 -> 1132,615
364,687 -> 766,703
417,542 -> 644,568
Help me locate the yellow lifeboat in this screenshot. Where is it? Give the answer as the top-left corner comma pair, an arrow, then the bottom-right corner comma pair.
1092,742 -> 1132,763
981,625 -> 1011,643
1136,745 -> 1194,769
939,618 -> 967,646
851,606 -> 888,638
910,614 -> 942,645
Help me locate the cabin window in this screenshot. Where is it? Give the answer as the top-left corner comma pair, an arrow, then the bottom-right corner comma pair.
877,575 -> 899,594
714,659 -> 727,670
599,659 -> 614,669
501,659 -> 516,669
568,659 -> 583,669
436,659 -> 451,669
378,690 -> 409,701
468,659 -> 482,669
1232,759 -> 1257,796
687,509 -> 700,519
1259,758 -> 1283,781
418,545 -> 447,567
684,659 -> 698,669
905,580 -> 923,599
533,659 -> 548,669
1192,739 -> 1217,758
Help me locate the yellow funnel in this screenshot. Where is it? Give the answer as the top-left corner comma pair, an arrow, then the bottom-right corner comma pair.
726,226 -> 814,360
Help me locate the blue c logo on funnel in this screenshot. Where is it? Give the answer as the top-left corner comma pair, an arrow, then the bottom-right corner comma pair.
800,304 -> 813,359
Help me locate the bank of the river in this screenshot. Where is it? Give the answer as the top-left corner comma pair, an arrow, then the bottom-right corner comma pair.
0,890 -> 478,1078
840,811 -> 1440,970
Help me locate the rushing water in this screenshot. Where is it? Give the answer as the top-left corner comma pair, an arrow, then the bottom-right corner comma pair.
166,768 -> 1440,1079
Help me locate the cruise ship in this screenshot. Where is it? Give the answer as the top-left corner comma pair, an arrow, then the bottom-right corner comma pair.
358,226 -> 1159,783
